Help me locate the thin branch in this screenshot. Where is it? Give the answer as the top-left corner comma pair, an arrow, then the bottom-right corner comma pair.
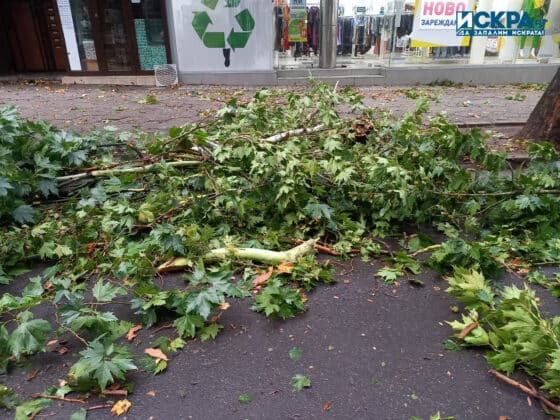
263,124 -> 326,143
488,369 -> 560,414
33,394 -> 86,404
56,160 -> 201,182
408,244 -> 443,258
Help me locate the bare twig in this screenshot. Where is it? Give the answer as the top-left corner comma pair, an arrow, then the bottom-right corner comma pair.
86,404 -> 113,411
488,369 -> 560,414
408,244 -> 443,258
33,394 -> 86,404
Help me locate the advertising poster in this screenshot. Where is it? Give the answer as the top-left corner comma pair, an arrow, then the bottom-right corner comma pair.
173,0 -> 273,72
289,0 -> 307,42
410,0 -> 475,47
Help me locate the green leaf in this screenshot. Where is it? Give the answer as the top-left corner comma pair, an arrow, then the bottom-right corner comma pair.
92,280 -> 127,302
0,177 -> 13,197
8,312 -> 52,359
70,408 -> 87,420
173,313 -> 205,338
288,347 -> 303,361
239,393 -> 253,403
15,398 -> 52,420
199,323 -> 223,341
291,374 -> 311,392
12,205 -> 35,224
443,339 -> 460,351
70,341 -> 137,391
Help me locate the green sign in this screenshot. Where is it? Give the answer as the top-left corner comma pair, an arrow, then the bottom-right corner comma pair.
192,0 -> 255,50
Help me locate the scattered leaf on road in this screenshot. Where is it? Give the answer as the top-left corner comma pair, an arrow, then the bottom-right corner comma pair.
291,374 -> 311,392
239,393 -> 252,403
289,347 -> 303,361
322,401 -> 332,411
111,399 -> 131,416
144,348 -> 169,361
126,325 -> 143,341
146,390 -> 156,397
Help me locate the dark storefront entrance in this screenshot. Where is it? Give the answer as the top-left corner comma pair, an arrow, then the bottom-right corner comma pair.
0,0 -> 68,74
0,0 -> 170,75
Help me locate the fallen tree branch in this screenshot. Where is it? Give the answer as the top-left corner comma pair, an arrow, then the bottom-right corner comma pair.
294,238 -> 340,256
488,369 -> 560,414
408,244 -> 443,258
263,124 -> 326,143
433,189 -> 560,198
56,160 -> 201,182
158,239 -> 317,273
33,394 -> 86,404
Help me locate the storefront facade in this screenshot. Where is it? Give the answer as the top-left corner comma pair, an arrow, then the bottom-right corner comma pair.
0,0 -> 559,84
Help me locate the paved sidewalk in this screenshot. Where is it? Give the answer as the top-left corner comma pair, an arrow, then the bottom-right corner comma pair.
0,82 -> 543,134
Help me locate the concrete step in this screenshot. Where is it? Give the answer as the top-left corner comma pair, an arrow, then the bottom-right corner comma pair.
277,74 -> 385,86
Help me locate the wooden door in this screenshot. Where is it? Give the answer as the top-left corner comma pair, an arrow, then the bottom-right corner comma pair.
90,0 -> 139,72
3,0 -> 68,73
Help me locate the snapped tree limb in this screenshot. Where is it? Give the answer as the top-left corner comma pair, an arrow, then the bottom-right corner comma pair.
56,160 -> 201,182
157,239 -> 317,273
263,124 -> 326,143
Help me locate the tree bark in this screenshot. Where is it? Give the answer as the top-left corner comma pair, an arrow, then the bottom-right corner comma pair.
517,68 -> 560,147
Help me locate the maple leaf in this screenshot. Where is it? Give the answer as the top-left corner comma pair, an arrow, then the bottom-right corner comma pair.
110,399 -> 131,416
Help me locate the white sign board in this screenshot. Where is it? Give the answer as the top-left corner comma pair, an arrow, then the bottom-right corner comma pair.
171,0 -> 273,72
56,0 -> 81,71
410,0 -> 475,47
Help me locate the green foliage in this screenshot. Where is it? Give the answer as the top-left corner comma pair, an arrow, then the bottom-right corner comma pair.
252,278 -> 305,319
446,269 -> 560,397
14,398 -> 52,420
0,385 -> 19,409
70,340 -> 137,391
290,374 -> 311,392
1,82 -> 560,401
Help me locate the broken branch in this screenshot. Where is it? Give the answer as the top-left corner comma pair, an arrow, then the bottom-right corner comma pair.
263,124 -> 326,143
488,369 -> 560,413
33,394 -> 86,404
158,239 -> 317,273
56,160 -> 201,182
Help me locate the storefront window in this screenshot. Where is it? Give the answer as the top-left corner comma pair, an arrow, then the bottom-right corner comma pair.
131,0 -> 168,71
67,0 -> 99,71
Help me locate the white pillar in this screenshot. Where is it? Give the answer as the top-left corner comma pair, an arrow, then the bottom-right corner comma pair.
499,0 -> 524,63
538,0 -> 560,61
469,0 -> 494,64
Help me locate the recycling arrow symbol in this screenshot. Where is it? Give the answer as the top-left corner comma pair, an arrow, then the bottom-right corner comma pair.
192,0 -> 255,67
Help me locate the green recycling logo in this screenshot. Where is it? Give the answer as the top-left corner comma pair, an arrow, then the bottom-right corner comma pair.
192,0 -> 255,67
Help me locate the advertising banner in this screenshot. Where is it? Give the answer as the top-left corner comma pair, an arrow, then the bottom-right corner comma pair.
289,0 -> 307,42
410,0 -> 475,47
172,0 -> 273,72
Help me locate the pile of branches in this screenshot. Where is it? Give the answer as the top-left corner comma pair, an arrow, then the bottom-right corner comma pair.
1,81 -> 560,413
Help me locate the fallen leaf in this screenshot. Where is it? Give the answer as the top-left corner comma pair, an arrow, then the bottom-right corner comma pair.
25,370 -> 38,381
322,401 -> 332,411
111,399 -> 131,416
146,390 -> 156,397
252,270 -> 272,287
218,302 -> 231,310
46,340 -> 59,351
459,321 -> 479,339
57,347 -> 69,355
144,348 -> 169,361
126,325 -> 143,341
276,261 -> 295,274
